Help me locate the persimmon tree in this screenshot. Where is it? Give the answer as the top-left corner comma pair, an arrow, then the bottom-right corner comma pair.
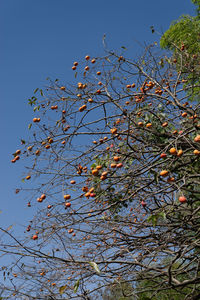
1,41 -> 200,300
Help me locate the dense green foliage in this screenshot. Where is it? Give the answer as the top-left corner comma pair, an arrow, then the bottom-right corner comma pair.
160,0 -> 200,53
160,0 -> 200,101
101,281 -> 135,300
160,16 -> 200,54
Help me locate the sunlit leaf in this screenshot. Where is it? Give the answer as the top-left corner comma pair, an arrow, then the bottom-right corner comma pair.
34,88 -> 39,94
59,285 -> 67,295
73,279 -> 80,293
90,163 -> 96,168
89,261 -> 100,274
105,57 -> 111,62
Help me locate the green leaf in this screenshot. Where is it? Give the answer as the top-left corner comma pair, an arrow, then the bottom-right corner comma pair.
28,123 -> 32,130
154,172 -> 159,184
159,212 -> 166,220
121,46 -> 127,50
40,89 -> 43,96
74,72 -> 77,78
28,98 -> 36,106
105,57 -> 111,62
34,88 -> 39,94
147,215 -> 158,227
73,279 -> 80,293
89,261 -> 100,274
33,105 -> 40,112
147,211 -> 166,227
151,216 -> 158,227
90,163 -> 96,168
59,285 -> 67,295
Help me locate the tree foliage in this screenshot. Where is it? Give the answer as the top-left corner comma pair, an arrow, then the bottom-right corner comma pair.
100,280 -> 135,300
160,0 -> 200,101
160,15 -> 200,54
160,0 -> 200,52
191,0 -> 200,15
1,40 -> 200,300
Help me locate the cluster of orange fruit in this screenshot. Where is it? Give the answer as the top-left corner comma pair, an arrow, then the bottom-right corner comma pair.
11,149 -> 21,163
71,55 -> 96,71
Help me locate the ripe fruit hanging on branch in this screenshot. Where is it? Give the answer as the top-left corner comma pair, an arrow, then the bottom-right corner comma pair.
160,170 -> 169,177
15,150 -> 21,155
65,202 -> 71,208
169,147 -> 177,155
141,201 -> 147,208
146,123 -> 152,128
33,117 -> 40,123
162,122 -> 168,127
63,194 -> 71,200
160,153 -> 167,158
193,149 -> 200,155
177,149 -> 183,157
116,162 -> 123,168
194,135 -> 200,142
60,86 -> 66,91
40,194 -> 46,200
32,234 -> 38,240
79,104 -> 87,112
167,177 -> 175,183
92,169 -> 99,176
179,196 -> 187,203
110,128 -> 117,134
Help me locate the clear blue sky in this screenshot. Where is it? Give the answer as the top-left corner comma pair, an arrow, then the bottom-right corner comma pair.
0,0 -> 195,230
